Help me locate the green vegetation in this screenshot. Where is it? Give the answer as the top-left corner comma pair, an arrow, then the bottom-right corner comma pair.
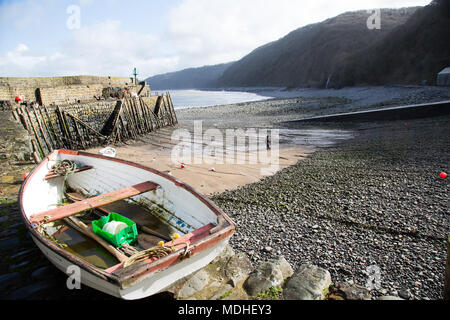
220,289 -> 233,300
254,286 -> 283,300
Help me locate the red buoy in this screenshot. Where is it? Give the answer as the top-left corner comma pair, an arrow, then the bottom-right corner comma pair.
180,164 -> 184,169
440,172 -> 447,179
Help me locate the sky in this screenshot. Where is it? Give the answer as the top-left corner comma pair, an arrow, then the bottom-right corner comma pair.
0,0 -> 431,79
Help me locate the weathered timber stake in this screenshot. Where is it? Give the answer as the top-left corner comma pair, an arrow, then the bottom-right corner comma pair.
32,106 -> 52,153
70,113 -> 86,149
44,106 -> 62,148
38,106 -> 56,150
142,98 -> 154,132
107,101 -> 123,144
66,112 -> 107,141
12,109 -> 19,121
125,99 -> 139,138
18,113 -> 30,133
120,99 -> 131,139
168,92 -> 178,124
61,111 -> 76,148
32,151 -> 41,163
131,98 -> 143,134
24,107 -> 45,157
56,107 -> 72,149
143,98 -> 162,129
118,114 -> 128,140
137,98 -> 149,132
165,93 -> 176,126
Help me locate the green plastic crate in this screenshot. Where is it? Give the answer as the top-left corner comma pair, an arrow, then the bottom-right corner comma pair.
92,212 -> 138,247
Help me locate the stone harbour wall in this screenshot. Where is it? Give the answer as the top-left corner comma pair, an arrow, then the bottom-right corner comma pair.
0,75 -> 150,105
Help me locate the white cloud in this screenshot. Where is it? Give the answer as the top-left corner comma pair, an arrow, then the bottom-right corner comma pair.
0,0 -> 431,77
0,20 -> 180,77
0,44 -> 47,71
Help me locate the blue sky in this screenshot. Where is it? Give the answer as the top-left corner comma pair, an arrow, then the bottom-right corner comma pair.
0,0 -> 431,79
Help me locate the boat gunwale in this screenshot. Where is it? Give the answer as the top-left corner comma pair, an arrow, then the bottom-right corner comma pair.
18,149 -> 235,290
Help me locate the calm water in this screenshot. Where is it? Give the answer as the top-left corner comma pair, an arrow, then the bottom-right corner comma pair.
154,89 -> 271,109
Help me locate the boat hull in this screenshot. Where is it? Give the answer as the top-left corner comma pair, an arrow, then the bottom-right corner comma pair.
19,150 -> 235,300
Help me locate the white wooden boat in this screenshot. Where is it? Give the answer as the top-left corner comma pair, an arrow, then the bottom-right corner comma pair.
19,149 -> 235,300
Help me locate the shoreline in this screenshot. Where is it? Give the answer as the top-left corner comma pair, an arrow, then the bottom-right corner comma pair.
168,85 -> 450,112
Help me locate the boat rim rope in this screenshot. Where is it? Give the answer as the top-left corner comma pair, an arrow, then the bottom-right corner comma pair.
123,242 -> 191,268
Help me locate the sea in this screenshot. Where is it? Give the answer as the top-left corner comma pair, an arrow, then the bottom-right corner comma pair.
152,89 -> 273,109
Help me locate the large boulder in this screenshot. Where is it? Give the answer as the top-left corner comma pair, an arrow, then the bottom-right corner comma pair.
165,245 -> 252,300
283,264 -> 332,300
225,252 -> 254,287
243,256 -> 293,297
334,282 -> 371,300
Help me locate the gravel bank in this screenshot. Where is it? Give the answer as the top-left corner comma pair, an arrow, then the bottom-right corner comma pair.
212,116 -> 450,300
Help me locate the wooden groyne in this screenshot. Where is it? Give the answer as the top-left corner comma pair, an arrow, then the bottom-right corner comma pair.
13,94 -> 177,162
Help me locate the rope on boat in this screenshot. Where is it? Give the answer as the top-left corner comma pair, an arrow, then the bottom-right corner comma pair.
51,160 -> 78,204
36,215 -> 68,249
122,242 -> 191,268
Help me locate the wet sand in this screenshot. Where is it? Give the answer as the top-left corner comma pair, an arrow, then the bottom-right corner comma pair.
85,96 -> 355,195
87,143 -> 315,196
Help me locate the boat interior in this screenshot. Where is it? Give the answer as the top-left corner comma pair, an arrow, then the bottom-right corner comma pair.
23,151 -> 226,272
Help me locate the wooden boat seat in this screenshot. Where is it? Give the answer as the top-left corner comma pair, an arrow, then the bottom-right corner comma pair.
30,181 -> 159,224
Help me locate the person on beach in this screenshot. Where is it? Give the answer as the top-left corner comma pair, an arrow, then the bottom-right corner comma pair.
266,134 -> 271,150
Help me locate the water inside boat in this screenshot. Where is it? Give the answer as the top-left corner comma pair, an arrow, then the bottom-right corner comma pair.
44,187 -> 189,269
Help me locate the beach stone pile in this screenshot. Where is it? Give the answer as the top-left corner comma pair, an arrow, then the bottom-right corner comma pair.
165,244 -> 401,301
166,244 -> 341,300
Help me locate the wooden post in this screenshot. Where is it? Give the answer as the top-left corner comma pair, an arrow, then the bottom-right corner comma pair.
61,111 -> 75,148
56,106 -> 72,149
32,106 -> 52,153
12,109 -> 19,121
168,92 -> 178,124
138,98 -> 150,132
18,113 -> 30,133
165,92 -> 175,126
44,106 -> 63,149
106,101 -> 123,145
123,99 -> 138,139
24,107 -> 45,157
120,100 -> 133,139
118,114 -> 128,140
131,98 -> 143,135
38,106 -> 56,150
66,112 -> 107,141
70,114 -> 86,149
32,151 -> 42,163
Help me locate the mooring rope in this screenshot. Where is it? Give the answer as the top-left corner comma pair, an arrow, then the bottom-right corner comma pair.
49,160 -> 78,203
123,241 -> 191,268
36,215 -> 68,249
